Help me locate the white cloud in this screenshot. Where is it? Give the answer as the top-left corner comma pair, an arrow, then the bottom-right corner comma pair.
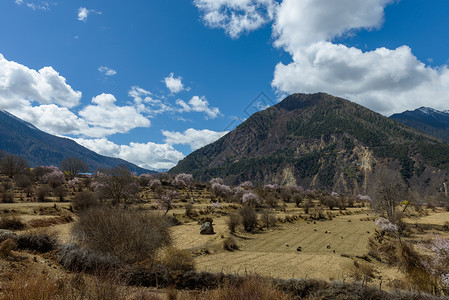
78,7 -> 101,22
164,73 -> 186,94
195,0 -> 449,115
79,93 -> 151,136
273,0 -> 393,52
176,96 -> 220,119
15,0 -> 53,11
269,0 -> 449,115
98,66 -> 117,76
194,0 -> 278,38
0,53 -> 82,109
162,128 -> 228,150
272,42 -> 449,115
74,137 -> 185,170
9,104 -> 90,136
128,86 -> 173,116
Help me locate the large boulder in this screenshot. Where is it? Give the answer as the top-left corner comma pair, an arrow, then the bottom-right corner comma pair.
200,222 -> 214,235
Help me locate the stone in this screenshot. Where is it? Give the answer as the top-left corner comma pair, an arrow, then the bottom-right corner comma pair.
200,222 -> 214,235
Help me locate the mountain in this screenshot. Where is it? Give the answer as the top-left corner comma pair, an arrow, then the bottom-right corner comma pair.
0,110 -> 154,174
390,107 -> 449,142
170,93 -> 449,194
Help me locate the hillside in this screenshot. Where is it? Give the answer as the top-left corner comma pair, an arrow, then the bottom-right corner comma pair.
391,107 -> 449,142
170,93 -> 449,194
0,110 -> 153,174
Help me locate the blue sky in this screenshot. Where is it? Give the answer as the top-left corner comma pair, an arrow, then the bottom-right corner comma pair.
0,0 -> 448,170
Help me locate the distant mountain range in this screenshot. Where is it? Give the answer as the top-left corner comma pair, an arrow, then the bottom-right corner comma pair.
170,93 -> 449,195
390,107 -> 449,142
0,110 -> 153,174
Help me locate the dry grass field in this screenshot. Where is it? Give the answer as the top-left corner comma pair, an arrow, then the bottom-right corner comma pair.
1,173 -> 448,298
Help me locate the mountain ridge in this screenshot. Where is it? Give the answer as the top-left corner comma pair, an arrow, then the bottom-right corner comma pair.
170,93 -> 449,195
391,106 -> 449,142
0,110 -> 154,174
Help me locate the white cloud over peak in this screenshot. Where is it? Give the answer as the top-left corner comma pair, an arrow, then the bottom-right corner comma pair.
74,137 -> 185,170
128,86 -> 173,116
78,7 -> 102,22
176,96 -> 220,119
98,66 -> 117,76
194,0 -> 278,38
0,54 -> 82,109
164,73 -> 186,94
162,128 -> 228,150
195,0 -> 449,115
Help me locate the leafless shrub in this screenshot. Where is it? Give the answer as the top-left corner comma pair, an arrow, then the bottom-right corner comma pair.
72,190 -> 99,212
0,215 -> 25,230
223,236 -> 239,251
16,232 -> 57,253
227,213 -> 241,233
349,261 -> 376,286
185,203 -> 198,218
162,247 -> 195,272
72,207 -> 172,264
181,276 -> 293,300
0,238 -> 17,258
261,209 -> 277,229
239,206 -> 258,232
57,243 -> 120,272
36,185 -> 52,202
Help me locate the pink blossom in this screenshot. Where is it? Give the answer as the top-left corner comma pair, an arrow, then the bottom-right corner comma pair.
211,182 -> 232,197
241,191 -> 259,206
174,173 -> 193,187
240,181 -> 253,188
210,178 -> 224,185
375,217 -> 398,232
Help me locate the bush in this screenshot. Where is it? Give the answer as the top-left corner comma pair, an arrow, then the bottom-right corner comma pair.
162,247 -> 195,272
36,185 -> 51,202
226,213 -> 241,233
72,207 -> 172,264
185,203 -> 198,218
239,206 -> 258,232
0,238 -> 17,258
0,215 -> 25,230
223,237 -> 239,251
57,243 -> 120,272
1,190 -> 14,203
16,233 -> 57,253
72,191 -> 99,212
181,276 -> 293,300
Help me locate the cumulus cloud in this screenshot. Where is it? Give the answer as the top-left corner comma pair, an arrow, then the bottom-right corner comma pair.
195,0 -> 449,115
273,0 -> 393,51
98,66 -> 117,76
164,73 -> 186,94
74,137 -> 185,170
78,7 -> 101,22
8,104 -> 90,136
194,0 -> 278,38
79,93 -> 151,136
162,128 -> 228,150
0,54 -> 82,109
176,96 -> 220,119
269,0 -> 449,115
272,42 -> 449,115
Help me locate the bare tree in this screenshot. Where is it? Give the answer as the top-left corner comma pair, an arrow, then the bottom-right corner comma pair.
371,169 -> 407,220
91,165 -> 137,205
60,157 -> 89,179
0,153 -> 29,178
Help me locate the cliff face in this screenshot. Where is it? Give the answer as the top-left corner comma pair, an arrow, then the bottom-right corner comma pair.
170,93 -> 449,194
